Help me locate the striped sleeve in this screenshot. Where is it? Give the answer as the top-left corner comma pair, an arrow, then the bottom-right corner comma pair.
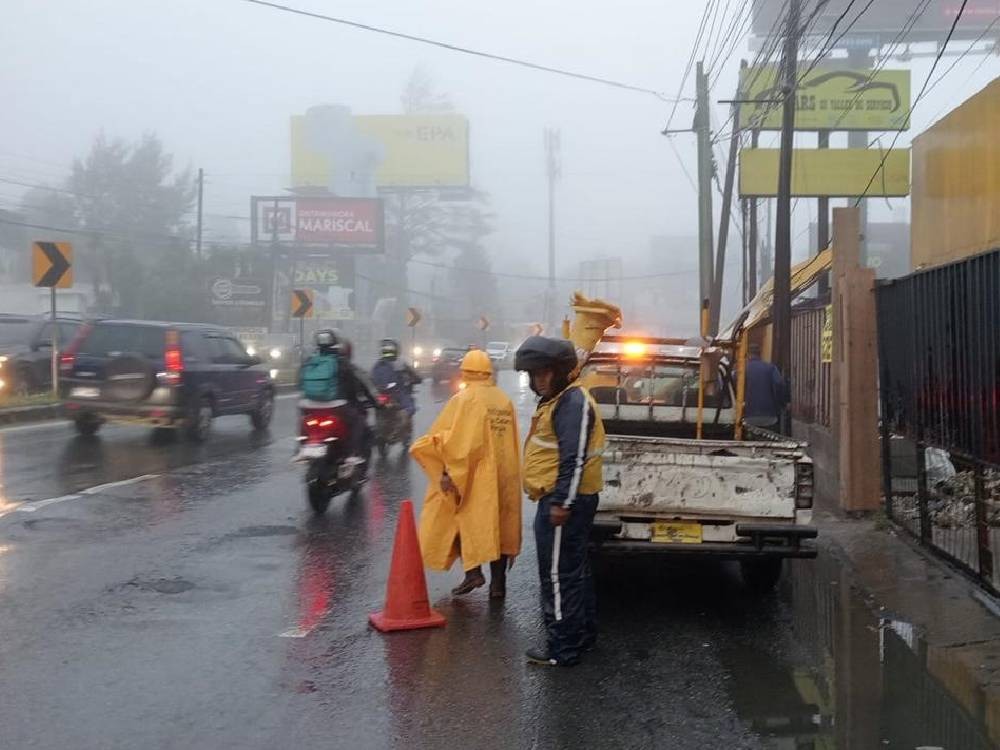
551,387 -> 595,509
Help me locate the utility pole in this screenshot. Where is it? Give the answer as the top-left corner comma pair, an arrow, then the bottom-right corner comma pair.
709,62 -> 745,334
748,129 -> 759,300
772,0 -> 799,411
544,128 -> 561,331
695,61 -> 715,337
817,130 -> 830,297
195,168 -> 204,260
847,47 -> 870,267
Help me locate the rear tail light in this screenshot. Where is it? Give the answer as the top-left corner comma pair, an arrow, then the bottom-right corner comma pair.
377,393 -> 391,406
60,323 -> 92,373
301,410 -> 346,442
795,460 -> 815,509
162,330 -> 184,385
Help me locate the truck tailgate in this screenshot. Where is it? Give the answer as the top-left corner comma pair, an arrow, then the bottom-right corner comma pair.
600,435 -> 804,519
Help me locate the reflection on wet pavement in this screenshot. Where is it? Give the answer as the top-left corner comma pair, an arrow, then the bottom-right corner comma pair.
0,380 -> 996,748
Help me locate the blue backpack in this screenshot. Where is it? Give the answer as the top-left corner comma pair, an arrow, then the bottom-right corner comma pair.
301,353 -> 340,401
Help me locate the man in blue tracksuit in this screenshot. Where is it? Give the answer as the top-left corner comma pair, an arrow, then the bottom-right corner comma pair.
516,336 -> 606,667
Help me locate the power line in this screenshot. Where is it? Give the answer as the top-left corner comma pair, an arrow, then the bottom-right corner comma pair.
662,0 -> 717,133
665,135 -> 699,191
235,0 -> 689,101
856,0 -> 972,203
922,13 -> 1000,100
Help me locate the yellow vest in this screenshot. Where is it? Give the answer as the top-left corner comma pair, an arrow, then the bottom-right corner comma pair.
523,382 -> 605,502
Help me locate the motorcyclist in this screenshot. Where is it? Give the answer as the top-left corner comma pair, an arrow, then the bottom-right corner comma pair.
371,339 -> 422,417
337,338 -> 380,464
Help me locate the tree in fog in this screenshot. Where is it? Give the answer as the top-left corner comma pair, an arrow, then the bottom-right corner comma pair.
31,133 -> 195,317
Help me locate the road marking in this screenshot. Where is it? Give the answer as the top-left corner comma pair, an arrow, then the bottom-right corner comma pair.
0,474 -> 159,520
277,392 -> 299,401
0,420 -> 69,435
79,474 -> 160,495
277,626 -> 314,638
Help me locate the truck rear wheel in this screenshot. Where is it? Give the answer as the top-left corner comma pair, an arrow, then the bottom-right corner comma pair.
740,559 -> 782,594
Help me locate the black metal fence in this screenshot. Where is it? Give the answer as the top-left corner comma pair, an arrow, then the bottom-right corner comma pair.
876,247 -> 1000,594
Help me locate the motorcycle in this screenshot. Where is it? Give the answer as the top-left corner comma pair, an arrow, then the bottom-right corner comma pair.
296,399 -> 369,513
374,382 -> 413,458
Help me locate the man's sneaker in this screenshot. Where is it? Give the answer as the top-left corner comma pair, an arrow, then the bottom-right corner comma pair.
525,648 -> 578,667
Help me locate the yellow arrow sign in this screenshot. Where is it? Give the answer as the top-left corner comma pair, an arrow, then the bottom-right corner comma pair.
407,307 -> 422,327
32,241 -> 73,288
477,315 -> 490,332
291,289 -> 314,319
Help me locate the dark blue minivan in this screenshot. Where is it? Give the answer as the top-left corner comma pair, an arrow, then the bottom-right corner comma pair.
62,320 -> 275,441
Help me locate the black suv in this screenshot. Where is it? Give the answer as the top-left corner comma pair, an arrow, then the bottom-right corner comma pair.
62,320 -> 275,440
0,314 -> 84,396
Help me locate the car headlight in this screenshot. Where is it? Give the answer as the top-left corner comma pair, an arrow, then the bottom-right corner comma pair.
414,360 -> 421,370
433,348 -> 442,358
269,347 -> 282,360
413,346 -> 423,357
269,368 -> 279,380
245,345 -> 257,357
0,355 -> 7,367
0,378 -> 6,391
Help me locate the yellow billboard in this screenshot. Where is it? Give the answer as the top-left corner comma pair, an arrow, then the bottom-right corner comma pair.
739,148 -> 910,198
291,111 -> 469,189
739,67 -> 911,131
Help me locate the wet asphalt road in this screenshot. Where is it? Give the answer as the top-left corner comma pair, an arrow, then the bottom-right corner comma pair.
0,375 -> 992,749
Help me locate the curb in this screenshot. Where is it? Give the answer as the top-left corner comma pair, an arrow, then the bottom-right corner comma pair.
0,403 -> 65,427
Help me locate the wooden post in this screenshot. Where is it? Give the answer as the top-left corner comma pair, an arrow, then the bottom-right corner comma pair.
734,331 -> 748,440
832,207 -> 881,512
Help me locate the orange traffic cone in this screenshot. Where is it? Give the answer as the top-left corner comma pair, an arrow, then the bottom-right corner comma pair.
369,500 -> 446,632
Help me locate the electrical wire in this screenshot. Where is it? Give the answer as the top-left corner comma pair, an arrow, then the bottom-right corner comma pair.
922,13 -> 1000,100
406,256 -> 697,283
856,0 -> 973,203
662,0 -> 717,133
235,0 -> 687,101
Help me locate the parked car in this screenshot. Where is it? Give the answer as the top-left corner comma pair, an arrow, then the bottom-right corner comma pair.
0,314 -> 84,396
61,320 -> 275,440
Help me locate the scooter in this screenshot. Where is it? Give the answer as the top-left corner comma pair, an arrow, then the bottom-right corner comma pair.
374,383 -> 413,458
296,399 -> 369,514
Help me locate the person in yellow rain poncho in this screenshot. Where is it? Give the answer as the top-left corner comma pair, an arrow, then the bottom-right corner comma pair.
411,350 -> 522,598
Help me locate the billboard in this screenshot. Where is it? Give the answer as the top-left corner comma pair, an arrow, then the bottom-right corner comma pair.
739,67 -> 910,131
208,276 -> 269,327
252,196 -> 384,253
751,1 -> 1000,44
291,108 -> 470,190
291,257 -> 356,321
912,77 -> 1000,269
739,148 -> 910,197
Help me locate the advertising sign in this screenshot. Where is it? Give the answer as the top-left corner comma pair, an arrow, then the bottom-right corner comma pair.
751,1 -> 1000,44
291,111 -> 470,190
209,276 -> 269,327
292,257 -> 356,321
739,67 -> 911,131
739,148 -> 910,198
252,196 -> 384,252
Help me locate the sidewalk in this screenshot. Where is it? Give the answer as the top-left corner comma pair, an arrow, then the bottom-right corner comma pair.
814,508 -> 1000,743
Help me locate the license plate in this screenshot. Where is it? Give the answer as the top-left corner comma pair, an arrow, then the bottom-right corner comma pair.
651,521 -> 702,544
70,386 -> 100,399
298,445 -> 327,459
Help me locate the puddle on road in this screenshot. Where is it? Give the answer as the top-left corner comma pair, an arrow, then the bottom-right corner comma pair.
727,553 -> 998,749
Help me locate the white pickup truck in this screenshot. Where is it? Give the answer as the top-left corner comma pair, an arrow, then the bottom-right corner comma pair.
582,336 -> 816,591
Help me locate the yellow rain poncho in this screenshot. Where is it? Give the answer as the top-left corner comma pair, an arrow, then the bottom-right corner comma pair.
411,351 -> 522,572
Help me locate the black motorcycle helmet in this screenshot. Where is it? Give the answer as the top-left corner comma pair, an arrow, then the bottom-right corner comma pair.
514,336 -> 577,373
314,329 -> 339,354
380,339 -> 400,361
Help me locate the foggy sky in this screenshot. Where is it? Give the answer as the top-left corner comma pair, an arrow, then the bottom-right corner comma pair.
2,0 -> 998,329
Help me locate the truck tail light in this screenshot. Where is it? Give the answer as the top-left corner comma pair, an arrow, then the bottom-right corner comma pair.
795,460 -> 814,509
